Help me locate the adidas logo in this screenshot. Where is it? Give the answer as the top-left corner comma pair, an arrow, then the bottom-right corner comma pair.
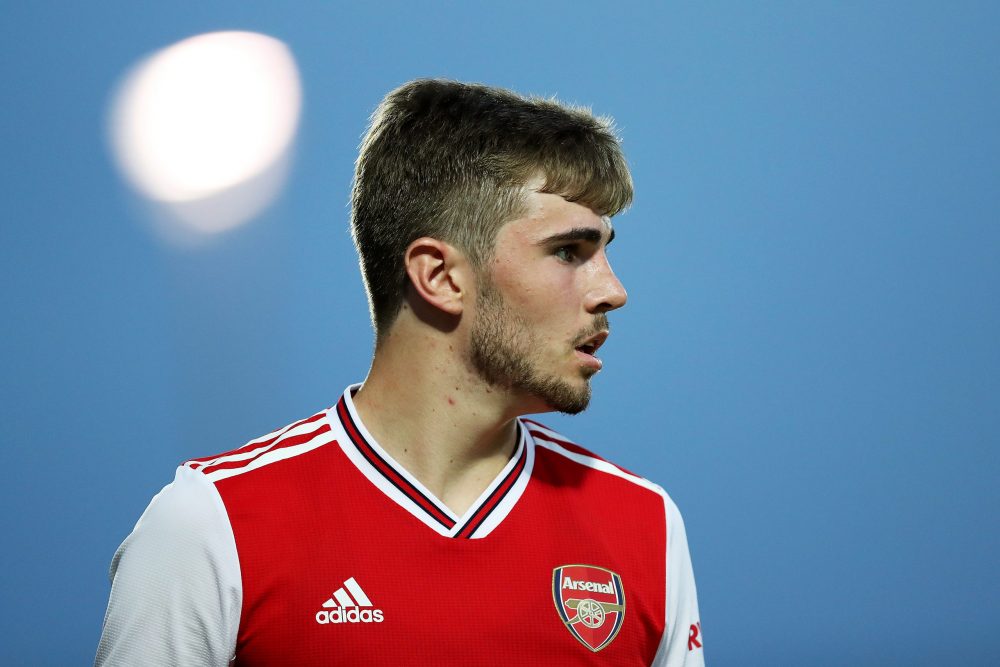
315,577 -> 385,624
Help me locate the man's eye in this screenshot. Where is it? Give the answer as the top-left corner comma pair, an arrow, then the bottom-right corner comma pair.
554,246 -> 576,262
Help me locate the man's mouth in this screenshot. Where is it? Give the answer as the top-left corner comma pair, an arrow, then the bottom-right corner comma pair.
575,331 -> 608,356
574,331 -> 609,370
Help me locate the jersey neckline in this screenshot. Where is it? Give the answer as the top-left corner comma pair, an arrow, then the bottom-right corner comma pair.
326,384 -> 535,539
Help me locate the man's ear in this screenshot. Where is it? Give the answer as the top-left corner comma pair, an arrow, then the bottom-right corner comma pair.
403,237 -> 471,316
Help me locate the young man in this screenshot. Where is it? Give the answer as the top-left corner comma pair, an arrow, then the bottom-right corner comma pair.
96,79 -> 704,666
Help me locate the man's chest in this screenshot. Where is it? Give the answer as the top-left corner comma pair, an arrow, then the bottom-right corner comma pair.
223,469 -> 666,666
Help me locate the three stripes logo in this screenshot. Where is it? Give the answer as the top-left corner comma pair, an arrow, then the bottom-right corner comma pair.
315,577 -> 385,624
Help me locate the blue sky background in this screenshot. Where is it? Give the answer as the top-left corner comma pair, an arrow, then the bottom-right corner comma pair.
2,2 -> 998,664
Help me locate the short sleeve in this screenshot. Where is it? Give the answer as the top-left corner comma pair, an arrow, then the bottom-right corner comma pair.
95,466 -> 242,666
651,493 -> 704,666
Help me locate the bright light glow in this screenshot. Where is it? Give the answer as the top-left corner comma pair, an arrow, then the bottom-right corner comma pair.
109,31 -> 302,234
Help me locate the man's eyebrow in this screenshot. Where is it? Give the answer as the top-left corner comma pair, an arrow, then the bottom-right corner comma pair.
537,226 -> 615,246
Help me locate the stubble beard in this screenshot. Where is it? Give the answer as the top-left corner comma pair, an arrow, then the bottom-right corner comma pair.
469,278 -> 595,415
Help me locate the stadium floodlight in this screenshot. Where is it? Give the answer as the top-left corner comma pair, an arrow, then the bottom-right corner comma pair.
108,31 -> 302,235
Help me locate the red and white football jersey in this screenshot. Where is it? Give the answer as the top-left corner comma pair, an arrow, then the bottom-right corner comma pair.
97,385 -> 703,666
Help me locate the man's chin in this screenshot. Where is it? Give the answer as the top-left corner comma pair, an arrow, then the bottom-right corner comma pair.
551,397 -> 591,415
536,379 -> 592,415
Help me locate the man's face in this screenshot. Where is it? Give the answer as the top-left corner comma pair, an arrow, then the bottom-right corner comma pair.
469,190 -> 627,414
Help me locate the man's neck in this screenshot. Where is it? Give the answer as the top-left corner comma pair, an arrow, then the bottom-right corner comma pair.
351,326 -> 527,517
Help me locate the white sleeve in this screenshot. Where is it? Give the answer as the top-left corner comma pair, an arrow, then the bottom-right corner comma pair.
95,466 -> 242,666
651,492 -> 704,667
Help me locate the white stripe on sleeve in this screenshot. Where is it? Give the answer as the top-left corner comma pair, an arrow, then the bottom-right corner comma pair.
651,493 -> 704,667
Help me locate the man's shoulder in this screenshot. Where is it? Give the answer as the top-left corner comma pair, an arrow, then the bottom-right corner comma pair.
183,408 -> 337,485
521,417 -> 671,505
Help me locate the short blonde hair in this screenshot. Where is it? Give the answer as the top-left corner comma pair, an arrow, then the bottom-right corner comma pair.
351,79 -> 633,338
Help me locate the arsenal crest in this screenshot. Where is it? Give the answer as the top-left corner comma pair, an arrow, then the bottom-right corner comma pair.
552,564 -> 625,652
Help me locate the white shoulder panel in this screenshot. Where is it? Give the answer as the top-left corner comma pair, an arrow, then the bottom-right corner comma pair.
95,466 -> 241,666
652,495 -> 705,666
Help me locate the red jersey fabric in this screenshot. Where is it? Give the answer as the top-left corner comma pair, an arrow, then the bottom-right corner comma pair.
97,385 -> 703,666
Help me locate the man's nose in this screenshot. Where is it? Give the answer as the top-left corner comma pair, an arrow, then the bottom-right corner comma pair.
587,256 -> 628,313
